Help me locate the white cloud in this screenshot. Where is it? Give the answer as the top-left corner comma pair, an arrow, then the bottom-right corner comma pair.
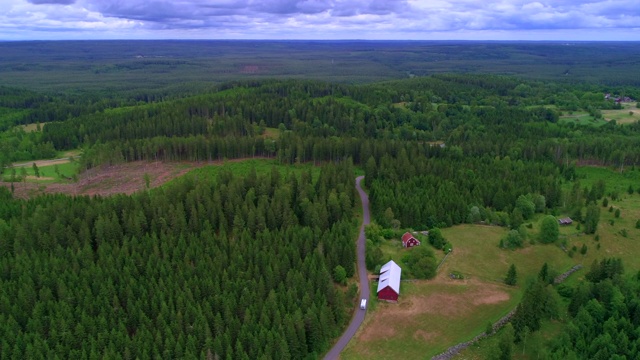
1,0 -> 639,40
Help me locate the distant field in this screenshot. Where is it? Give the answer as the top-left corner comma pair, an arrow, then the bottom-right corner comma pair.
343,224 -> 577,359
602,102 -> 639,124
18,123 -> 44,132
3,160 -> 78,183
559,112 -> 607,127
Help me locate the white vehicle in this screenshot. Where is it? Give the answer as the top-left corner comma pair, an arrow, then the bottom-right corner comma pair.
360,298 -> 367,310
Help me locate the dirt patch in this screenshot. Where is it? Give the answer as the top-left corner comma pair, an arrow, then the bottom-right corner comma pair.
3,158 -> 270,199
4,162 -> 192,198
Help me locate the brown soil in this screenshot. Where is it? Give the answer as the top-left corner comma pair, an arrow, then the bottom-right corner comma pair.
3,161 -> 209,198
4,158 -> 271,199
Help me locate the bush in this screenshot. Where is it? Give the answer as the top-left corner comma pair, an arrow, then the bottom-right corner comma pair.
556,284 -> 574,298
501,230 -> 523,249
428,228 -> 446,250
402,246 -> 438,279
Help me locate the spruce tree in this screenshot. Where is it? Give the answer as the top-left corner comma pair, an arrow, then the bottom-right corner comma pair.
505,264 -> 518,286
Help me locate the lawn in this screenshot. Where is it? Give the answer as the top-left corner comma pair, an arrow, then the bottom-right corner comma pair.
342,224 -> 577,360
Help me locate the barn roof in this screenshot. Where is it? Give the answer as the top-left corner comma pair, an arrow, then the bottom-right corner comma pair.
377,260 -> 401,295
401,232 -> 415,244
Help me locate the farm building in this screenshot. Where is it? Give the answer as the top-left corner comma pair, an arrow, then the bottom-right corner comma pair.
377,260 -> 401,302
401,232 -> 421,248
558,217 -> 573,225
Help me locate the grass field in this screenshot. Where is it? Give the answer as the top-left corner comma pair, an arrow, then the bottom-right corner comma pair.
602,102 -> 639,124
2,160 -> 79,183
17,123 -> 45,132
457,166 -> 640,358
342,224 -> 577,359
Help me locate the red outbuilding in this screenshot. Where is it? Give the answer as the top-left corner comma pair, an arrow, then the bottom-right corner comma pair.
402,232 -> 421,248
377,260 -> 402,302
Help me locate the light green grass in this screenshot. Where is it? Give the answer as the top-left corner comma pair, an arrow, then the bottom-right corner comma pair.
459,168 -> 640,358
2,161 -> 79,183
602,102 -> 639,124
571,166 -> 640,199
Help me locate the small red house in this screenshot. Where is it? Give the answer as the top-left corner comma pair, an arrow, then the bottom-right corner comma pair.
377,260 -> 401,302
401,232 -> 421,248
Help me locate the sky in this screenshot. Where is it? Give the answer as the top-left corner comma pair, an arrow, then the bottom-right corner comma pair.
1,0 -> 639,41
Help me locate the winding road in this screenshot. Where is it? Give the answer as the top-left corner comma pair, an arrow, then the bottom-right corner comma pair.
324,176 -> 370,359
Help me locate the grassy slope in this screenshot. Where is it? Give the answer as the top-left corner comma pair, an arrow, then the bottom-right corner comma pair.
343,224 -> 576,359
458,166 -> 640,359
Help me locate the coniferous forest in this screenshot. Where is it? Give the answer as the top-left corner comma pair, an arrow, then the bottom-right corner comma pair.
2,41 -> 640,359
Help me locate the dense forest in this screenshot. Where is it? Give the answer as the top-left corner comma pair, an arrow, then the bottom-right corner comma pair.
2,61 -> 640,358
0,161 -> 357,358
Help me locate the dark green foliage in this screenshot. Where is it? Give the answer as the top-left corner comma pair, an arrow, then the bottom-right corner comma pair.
584,205 -> 601,234
580,244 -> 588,255
635,219 -> 640,229
501,230 -> 523,250
585,258 -> 624,283
538,262 -> 551,284
511,280 -> 559,342
333,265 -> 347,285
428,228 -> 446,250
0,162 -> 356,359
602,197 -> 609,207
497,324 -> 515,360
539,215 -> 559,244
485,322 -> 494,335
402,246 -> 438,279
614,208 -> 621,218
547,262 -> 640,359
365,239 -> 384,271
505,264 -> 518,286
515,195 -> 536,220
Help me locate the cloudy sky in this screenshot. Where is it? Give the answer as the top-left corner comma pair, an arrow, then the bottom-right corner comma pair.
1,0 -> 639,41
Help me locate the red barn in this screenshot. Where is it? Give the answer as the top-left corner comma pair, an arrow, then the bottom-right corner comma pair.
401,232 -> 421,248
377,260 -> 401,302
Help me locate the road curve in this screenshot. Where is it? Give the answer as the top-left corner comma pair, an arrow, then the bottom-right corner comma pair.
324,176 -> 370,359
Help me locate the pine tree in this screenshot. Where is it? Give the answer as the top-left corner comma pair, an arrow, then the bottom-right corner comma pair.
505,264 -> 517,286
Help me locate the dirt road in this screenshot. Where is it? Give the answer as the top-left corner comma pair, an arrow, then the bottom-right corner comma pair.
324,176 -> 370,359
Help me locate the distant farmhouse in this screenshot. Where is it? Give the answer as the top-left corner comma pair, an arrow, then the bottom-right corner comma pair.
605,93 -> 635,104
558,217 -> 573,225
401,232 -> 421,248
377,260 -> 401,302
